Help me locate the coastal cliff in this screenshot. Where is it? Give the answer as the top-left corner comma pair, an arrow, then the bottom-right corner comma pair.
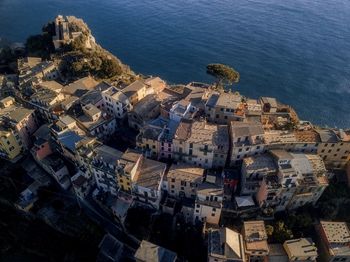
25,15 -> 135,82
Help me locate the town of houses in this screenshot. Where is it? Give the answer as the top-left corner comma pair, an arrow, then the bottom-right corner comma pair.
1,15 -> 350,262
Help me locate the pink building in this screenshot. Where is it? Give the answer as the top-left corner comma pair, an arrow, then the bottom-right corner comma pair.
31,139 -> 52,161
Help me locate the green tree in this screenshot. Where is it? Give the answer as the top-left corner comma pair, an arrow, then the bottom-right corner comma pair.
25,32 -> 54,58
273,221 -> 293,243
100,58 -> 122,78
266,225 -> 274,237
206,63 -> 240,89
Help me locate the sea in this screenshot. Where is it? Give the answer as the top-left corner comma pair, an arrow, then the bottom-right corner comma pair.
1,0 -> 350,128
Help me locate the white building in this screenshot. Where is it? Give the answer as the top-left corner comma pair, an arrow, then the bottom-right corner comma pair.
131,158 -> 167,209
194,181 -> 223,225
229,121 -> 265,166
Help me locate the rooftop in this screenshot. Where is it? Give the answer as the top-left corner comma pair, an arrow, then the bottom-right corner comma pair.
316,129 -> 340,143
94,145 -> 123,165
1,106 -> 34,123
294,130 -> 321,143
134,240 -> 177,262
132,94 -> 160,116
174,120 -> 192,141
320,221 -> 350,244
121,80 -> 146,98
206,91 -> 242,109
167,164 -> 204,182
208,227 -> 245,261
260,97 -> 277,107
243,221 -> 269,253
243,220 -> 268,241
30,87 -> 61,105
57,130 -> 84,152
39,80 -> 64,92
235,196 -> 255,208
97,234 -> 124,262
187,121 -> 229,149
230,121 -> 264,138
197,182 -> 223,197
63,76 -> 99,96
284,238 -> 318,258
243,154 -> 277,173
133,158 -> 166,190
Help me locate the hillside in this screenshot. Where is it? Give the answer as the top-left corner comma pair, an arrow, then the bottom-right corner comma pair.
25,15 -> 136,82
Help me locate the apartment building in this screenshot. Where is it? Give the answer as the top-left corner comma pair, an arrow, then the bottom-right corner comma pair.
242,220 -> 269,262
173,120 -> 229,168
0,97 -> 38,149
0,127 -> 23,161
167,164 -> 204,199
241,154 -> 278,196
128,94 -> 160,130
229,121 -> 265,166
131,158 -> 167,209
247,149 -> 329,214
120,80 -> 153,106
75,137 -> 123,195
194,181 -> 223,225
283,238 -> 318,261
118,149 -> 143,193
68,103 -> 117,141
260,97 -> 277,113
134,240 -> 177,262
207,227 -> 246,262
205,91 -> 245,124
316,129 -> 350,170
316,221 -> 350,262
264,129 -> 319,154
102,84 -> 131,118
30,87 -> 65,122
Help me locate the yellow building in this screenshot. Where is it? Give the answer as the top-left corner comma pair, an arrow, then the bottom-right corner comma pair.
0,128 -> 23,161
118,149 -> 143,192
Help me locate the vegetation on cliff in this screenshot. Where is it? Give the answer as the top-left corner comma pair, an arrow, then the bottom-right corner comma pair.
25,17 -> 134,82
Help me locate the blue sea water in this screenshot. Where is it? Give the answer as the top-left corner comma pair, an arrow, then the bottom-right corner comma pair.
0,0 -> 350,128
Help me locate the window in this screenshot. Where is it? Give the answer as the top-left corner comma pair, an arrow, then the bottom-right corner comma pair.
189,149 -> 193,156
190,143 -> 193,148
238,148 -> 242,152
